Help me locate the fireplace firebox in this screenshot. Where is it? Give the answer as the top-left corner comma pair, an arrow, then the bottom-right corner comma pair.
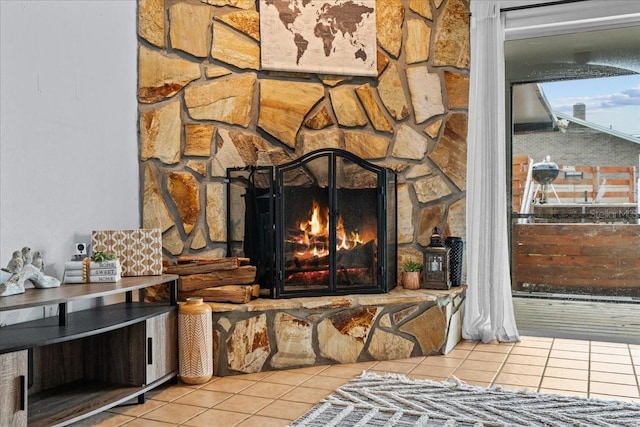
227,149 -> 397,298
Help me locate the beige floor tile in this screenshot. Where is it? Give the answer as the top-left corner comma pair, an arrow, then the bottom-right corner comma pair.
173,389 -> 233,408
320,364 -> 367,379
393,356 -> 426,364
235,415 -> 291,426
538,388 -> 588,398
146,385 -> 195,402
590,361 -> 635,375
189,380 -> 219,389
550,341 -> 589,352
590,352 -> 632,365
109,399 -> 166,417
494,372 -> 541,388
455,340 -> 478,350
140,402 -> 206,424
69,412 -> 134,427
300,374 -> 350,390
458,359 -> 503,372
370,360 -> 417,374
549,349 -> 589,361
284,365 -> 330,375
232,371 -> 275,381
182,409 -> 249,427
543,366 -> 588,381
591,340 -> 628,348
262,371 -> 314,385
499,363 -> 545,376
515,337 -> 553,349
452,368 -> 497,383
213,394 -> 274,414
471,342 -> 514,353
257,399 -> 315,420
589,371 -> 637,385
589,381 -> 640,398
201,377 -> 256,393
341,361 -> 379,370
279,386 -> 334,404
589,394 -> 640,403
406,373 -> 448,382
546,357 -> 589,370
540,377 -> 588,393
122,419 -> 178,427
442,349 -> 471,359
409,363 -> 457,378
239,381 -> 294,399
466,351 -> 509,363
505,354 -> 547,366
590,345 -> 630,355
553,338 -> 590,346
420,355 -> 464,368
509,346 -> 550,357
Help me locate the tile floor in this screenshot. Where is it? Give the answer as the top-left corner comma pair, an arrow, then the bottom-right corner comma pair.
73,335 -> 640,427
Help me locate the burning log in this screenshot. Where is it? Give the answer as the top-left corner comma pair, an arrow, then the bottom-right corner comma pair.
285,240 -> 376,270
284,240 -> 376,287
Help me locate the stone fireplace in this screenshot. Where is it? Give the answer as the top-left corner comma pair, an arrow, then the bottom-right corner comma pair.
138,0 -> 469,375
227,148 -> 397,298
137,0 -> 470,374
137,0 -> 469,274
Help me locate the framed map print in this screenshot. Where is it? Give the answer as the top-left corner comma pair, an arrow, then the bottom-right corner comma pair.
260,0 -> 377,76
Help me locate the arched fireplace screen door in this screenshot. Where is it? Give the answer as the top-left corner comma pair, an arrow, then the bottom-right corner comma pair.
227,148 -> 397,298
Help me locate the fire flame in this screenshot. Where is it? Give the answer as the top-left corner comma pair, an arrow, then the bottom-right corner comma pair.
294,200 -> 363,258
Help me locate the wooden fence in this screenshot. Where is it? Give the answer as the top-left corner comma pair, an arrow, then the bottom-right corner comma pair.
512,156 -> 638,212
512,223 -> 640,292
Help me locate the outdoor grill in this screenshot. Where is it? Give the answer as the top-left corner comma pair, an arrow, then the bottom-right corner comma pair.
532,160 -> 559,184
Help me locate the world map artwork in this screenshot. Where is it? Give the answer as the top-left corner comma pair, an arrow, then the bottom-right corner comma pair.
260,0 -> 377,76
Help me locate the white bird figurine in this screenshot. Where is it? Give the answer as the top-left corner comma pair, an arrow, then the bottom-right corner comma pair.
21,247 -> 33,265
32,251 -> 45,272
6,250 -> 24,273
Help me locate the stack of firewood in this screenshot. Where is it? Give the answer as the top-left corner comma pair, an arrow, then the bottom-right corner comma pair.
164,256 -> 259,304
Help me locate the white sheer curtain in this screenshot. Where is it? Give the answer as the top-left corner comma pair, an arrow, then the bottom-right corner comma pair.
462,1 -> 520,343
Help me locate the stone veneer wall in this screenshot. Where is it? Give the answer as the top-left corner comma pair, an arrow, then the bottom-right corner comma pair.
137,0 -> 470,273
209,287 -> 465,375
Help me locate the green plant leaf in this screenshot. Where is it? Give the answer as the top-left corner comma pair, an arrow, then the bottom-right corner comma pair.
91,251 -> 118,263
403,260 -> 423,272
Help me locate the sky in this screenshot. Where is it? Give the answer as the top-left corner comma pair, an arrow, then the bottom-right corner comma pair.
540,75 -> 640,137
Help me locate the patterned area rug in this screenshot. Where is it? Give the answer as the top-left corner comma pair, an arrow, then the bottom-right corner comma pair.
290,372 -> 640,426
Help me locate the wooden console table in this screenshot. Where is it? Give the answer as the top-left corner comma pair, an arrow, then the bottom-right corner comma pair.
0,275 -> 179,427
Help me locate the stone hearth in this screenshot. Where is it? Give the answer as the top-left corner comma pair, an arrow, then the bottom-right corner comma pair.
209,287 -> 465,376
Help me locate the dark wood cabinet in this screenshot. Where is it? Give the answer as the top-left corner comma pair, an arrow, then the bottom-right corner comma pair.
0,275 -> 178,427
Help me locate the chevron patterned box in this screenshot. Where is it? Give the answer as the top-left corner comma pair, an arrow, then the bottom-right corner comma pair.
92,229 -> 162,276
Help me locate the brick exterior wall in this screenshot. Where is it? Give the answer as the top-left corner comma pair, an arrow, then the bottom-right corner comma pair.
514,122 -> 640,167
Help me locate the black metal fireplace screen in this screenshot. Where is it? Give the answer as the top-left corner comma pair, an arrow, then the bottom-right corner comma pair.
226,148 -> 397,298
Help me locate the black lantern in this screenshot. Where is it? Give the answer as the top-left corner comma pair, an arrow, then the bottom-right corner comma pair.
423,227 -> 450,289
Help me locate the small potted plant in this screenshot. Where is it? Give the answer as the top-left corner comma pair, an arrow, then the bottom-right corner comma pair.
402,260 -> 423,290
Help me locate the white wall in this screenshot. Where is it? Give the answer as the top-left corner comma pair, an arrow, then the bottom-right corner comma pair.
0,1 -> 138,317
